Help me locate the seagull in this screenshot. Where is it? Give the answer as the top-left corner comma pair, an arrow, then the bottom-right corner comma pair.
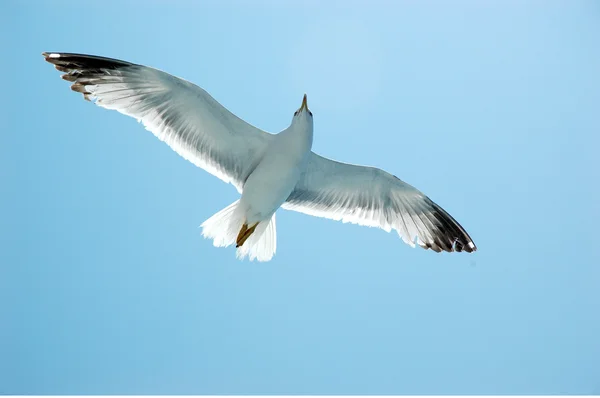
42,52 -> 477,261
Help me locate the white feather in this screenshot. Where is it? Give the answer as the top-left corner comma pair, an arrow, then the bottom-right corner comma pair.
282,154 -> 476,252
71,63 -> 272,192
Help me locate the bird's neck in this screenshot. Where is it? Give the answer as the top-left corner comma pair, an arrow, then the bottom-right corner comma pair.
290,122 -> 313,150
277,122 -> 313,156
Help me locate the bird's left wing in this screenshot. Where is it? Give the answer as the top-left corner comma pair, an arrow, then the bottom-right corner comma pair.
43,52 -> 272,192
282,153 -> 477,252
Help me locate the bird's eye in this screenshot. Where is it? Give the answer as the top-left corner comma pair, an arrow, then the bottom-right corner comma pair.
294,111 -> 298,116
309,111 -> 313,117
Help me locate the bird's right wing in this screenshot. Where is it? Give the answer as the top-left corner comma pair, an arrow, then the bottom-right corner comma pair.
283,153 -> 476,252
43,52 -> 273,192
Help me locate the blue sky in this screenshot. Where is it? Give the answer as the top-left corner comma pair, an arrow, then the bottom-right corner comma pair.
2,0 -> 599,394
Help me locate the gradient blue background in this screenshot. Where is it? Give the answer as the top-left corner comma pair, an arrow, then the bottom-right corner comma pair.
2,0 -> 599,394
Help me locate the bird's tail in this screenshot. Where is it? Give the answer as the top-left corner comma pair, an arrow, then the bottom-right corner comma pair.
200,200 -> 277,262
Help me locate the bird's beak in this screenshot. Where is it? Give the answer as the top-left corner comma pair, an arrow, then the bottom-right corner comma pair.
299,94 -> 308,112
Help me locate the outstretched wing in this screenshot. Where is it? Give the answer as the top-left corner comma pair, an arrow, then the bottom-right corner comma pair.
283,153 -> 477,252
43,52 -> 272,191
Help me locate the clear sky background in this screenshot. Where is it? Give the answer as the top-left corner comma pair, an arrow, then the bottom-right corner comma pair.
1,0 -> 599,394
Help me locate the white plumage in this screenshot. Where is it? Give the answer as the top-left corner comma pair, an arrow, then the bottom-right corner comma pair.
43,52 -> 476,261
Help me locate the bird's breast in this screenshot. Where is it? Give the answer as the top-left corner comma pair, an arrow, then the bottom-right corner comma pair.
239,130 -> 312,223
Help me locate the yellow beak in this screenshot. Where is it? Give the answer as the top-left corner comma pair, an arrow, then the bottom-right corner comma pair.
299,94 -> 308,112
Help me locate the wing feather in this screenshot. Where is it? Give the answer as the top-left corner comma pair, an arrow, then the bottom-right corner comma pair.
283,153 -> 477,253
43,52 -> 272,191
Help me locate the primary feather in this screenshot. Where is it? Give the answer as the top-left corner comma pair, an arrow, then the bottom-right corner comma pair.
43,52 -> 271,192
283,154 -> 476,252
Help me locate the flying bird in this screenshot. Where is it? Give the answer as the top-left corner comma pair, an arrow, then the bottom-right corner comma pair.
42,52 -> 477,261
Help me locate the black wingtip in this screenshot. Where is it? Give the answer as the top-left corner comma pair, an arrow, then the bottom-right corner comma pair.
42,52 -> 134,69
424,199 -> 477,254
42,52 -> 137,101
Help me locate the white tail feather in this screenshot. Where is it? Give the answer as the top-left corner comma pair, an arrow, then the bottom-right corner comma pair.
235,214 -> 277,262
200,200 -> 277,262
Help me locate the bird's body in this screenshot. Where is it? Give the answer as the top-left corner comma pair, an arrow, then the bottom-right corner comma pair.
241,106 -> 313,226
43,52 -> 476,261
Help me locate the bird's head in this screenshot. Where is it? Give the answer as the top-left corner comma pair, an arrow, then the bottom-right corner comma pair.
291,94 -> 313,129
